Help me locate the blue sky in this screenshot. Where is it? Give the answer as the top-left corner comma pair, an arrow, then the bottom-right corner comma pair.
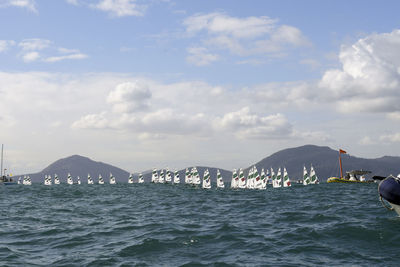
1,0 -> 400,174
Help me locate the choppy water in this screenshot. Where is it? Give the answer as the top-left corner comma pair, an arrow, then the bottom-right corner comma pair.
1,183 -> 399,266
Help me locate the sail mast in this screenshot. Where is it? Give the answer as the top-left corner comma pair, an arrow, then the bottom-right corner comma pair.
1,144 -> 3,177
339,149 -> 346,179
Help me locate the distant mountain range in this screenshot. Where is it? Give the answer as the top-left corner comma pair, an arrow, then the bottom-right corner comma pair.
20,145 -> 400,183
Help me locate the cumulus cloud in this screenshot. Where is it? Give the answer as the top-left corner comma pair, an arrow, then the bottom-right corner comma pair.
92,0 -> 145,17
0,0 -> 37,12
71,112 -> 109,129
183,12 -> 310,64
319,29 -> 400,113
44,53 -> 88,63
107,81 -> 152,113
214,107 -> 293,139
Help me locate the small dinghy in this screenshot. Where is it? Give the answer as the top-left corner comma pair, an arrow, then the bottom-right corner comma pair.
67,173 -> 74,185
216,169 -> 225,189
109,173 -> 116,184
173,170 -> 180,184
88,174 -> 94,184
138,173 -> 144,183
379,174 -> 400,216
77,176 -> 81,184
98,174 -> 104,184
128,174 -> 134,184
54,174 -> 60,185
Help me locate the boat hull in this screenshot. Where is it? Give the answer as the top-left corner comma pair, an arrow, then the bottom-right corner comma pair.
379,176 -> 400,206
327,177 -> 374,183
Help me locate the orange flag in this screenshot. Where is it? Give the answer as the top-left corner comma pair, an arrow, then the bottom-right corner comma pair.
339,149 -> 347,154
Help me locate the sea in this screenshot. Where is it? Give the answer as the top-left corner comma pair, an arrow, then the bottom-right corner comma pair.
1,182 -> 399,266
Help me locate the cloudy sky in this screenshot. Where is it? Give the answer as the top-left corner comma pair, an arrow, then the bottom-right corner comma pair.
1,0 -> 400,174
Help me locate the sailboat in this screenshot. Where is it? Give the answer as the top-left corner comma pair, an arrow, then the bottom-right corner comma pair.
165,169 -> 172,183
254,166 -> 263,189
231,169 -> 238,188
184,168 -> 191,184
67,173 -> 74,185
202,169 -> 211,189
54,174 -> 60,185
274,168 -> 282,188
327,149 -> 373,183
87,174 -> 94,184
260,168 -> 267,189
159,169 -> 165,184
238,168 -> 246,189
217,169 -> 225,188
17,177 -> 21,184
310,165 -> 319,184
246,167 -> 253,189
138,173 -> 144,183
173,170 -> 180,184
303,166 -> 311,185
44,175 -> 52,185
0,144 -> 17,185
128,174 -> 134,184
151,169 -> 159,183
270,168 -> 276,187
23,175 -> 32,185
283,167 -> 291,187
77,176 -> 81,184
191,167 -> 201,186
98,174 -> 104,184
109,173 -> 116,184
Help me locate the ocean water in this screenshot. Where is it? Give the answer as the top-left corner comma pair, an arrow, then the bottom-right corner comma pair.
1,183 -> 399,266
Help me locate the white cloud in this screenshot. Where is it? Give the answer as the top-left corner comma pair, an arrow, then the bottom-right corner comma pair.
22,51 -> 40,62
0,40 -> 15,52
387,112 -> 400,120
93,0 -> 145,17
18,38 -> 51,51
44,53 -> 88,62
0,0 -> 37,13
107,81 -> 151,113
65,0 -> 79,5
319,29 -> 400,114
186,47 -> 219,66
380,133 -> 400,143
214,107 -> 293,139
71,112 -> 109,129
183,12 -> 310,63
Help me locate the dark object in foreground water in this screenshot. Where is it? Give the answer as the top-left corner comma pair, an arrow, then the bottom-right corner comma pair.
378,175 -> 400,216
372,175 -> 386,181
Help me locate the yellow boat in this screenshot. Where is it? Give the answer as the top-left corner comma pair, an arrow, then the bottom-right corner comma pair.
327,149 -> 373,183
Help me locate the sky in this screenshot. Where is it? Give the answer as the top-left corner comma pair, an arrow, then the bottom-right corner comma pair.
1,0 -> 400,175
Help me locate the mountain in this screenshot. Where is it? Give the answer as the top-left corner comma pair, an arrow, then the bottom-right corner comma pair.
250,145 -> 400,181
19,145 -> 400,183
26,155 -> 129,183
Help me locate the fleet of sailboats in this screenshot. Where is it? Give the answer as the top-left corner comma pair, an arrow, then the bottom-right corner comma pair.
17,164 -> 320,189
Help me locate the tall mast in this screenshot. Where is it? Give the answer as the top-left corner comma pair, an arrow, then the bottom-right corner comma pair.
1,144 -> 3,177
339,150 -> 343,179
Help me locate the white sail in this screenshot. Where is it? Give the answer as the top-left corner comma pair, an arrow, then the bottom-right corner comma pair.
254,166 -> 263,189
67,173 -> 73,185
303,166 -> 310,185
231,169 -> 238,188
260,168 -> 267,190
158,169 -> 165,184
283,167 -> 291,187
274,168 -> 282,188
270,167 -> 275,186
246,168 -> 252,189
310,165 -> 319,184
192,167 -> 201,185
184,168 -> 191,184
44,174 -> 52,185
77,176 -> 81,184
217,169 -> 225,188
88,174 -> 94,184
128,173 -> 134,184
173,170 -> 180,184
109,173 -> 116,184
23,175 -> 31,185
17,177 -> 21,185
151,169 -> 158,183
54,174 -> 60,185
98,174 -> 104,184
238,168 -> 246,189
138,173 -> 144,183
202,169 -> 211,189
165,169 -> 172,183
